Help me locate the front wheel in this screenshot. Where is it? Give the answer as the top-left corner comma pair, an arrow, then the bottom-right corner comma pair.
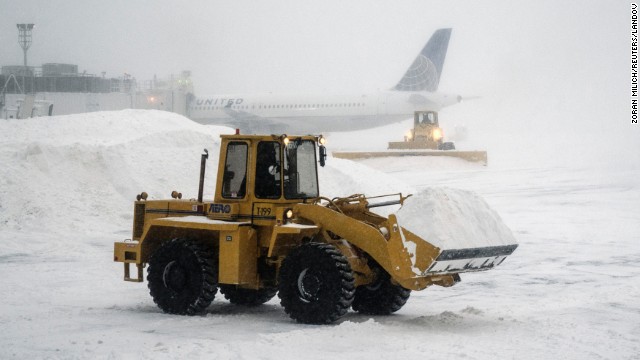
147,238 -> 217,315
352,269 -> 411,315
278,243 -> 355,324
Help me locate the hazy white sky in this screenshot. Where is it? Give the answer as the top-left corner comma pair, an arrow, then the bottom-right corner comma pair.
1,0 -> 635,158
0,0 -> 628,93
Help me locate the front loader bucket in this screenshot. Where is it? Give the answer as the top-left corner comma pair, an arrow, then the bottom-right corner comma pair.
392,187 -> 518,277
332,150 -> 488,165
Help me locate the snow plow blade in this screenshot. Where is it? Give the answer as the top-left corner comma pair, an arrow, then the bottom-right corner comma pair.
332,150 -> 488,165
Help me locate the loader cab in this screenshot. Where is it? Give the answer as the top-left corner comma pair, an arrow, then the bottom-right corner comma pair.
415,111 -> 439,127
214,134 -> 323,222
412,111 -> 443,144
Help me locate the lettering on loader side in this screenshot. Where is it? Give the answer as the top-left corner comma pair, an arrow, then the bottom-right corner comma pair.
209,204 -> 231,213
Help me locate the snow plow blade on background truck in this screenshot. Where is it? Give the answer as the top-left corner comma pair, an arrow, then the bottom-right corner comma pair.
113,132 -> 517,324
333,111 -> 488,165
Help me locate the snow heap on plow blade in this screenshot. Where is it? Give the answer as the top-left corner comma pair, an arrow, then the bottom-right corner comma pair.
394,187 -> 518,276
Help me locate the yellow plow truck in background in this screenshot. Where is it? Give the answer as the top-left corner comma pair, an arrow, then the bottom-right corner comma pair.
114,132 -> 516,324
334,111 -> 488,165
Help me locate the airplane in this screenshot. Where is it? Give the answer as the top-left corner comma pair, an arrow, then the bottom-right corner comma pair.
188,29 -> 461,133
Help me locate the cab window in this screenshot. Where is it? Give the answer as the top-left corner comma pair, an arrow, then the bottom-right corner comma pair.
255,141 -> 282,199
222,142 -> 247,199
284,139 -> 319,199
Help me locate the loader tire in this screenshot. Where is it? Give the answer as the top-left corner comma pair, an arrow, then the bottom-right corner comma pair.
147,238 -> 217,315
219,285 -> 277,306
278,243 -> 355,324
352,270 -> 411,315
438,142 -> 456,151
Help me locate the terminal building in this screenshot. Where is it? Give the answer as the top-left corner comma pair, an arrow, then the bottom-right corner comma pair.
1,62 -> 193,119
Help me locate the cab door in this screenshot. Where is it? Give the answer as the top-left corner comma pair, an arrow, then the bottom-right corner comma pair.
251,141 -> 282,226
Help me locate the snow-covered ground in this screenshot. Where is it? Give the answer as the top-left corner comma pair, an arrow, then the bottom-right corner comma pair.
1,110 -> 639,359
0,110 -> 640,359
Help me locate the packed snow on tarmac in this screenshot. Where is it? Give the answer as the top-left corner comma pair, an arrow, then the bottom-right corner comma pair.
0,110 -> 639,359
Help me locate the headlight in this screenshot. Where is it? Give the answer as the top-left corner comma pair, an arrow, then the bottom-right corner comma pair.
318,136 -> 326,145
405,131 -> 413,141
280,134 -> 290,145
432,128 -> 443,141
283,208 -> 294,224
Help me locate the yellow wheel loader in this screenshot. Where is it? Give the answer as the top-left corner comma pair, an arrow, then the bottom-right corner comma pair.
389,111 -> 452,150
334,111 -> 488,165
114,131 -> 516,324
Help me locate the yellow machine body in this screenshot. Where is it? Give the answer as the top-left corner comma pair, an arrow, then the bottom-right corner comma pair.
114,132 -> 515,323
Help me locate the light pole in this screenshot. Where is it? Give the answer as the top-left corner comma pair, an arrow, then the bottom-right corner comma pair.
17,23 -> 35,67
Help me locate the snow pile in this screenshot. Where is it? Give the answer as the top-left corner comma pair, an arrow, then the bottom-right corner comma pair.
1,110 -> 639,359
0,110 -> 407,237
396,187 -> 517,250
0,110 -> 234,236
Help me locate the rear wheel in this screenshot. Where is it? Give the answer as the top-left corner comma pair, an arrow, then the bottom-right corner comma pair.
352,268 -> 411,315
147,238 -> 217,315
219,285 -> 277,306
278,243 -> 355,324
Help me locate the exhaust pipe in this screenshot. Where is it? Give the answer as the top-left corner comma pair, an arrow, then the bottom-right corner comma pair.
197,149 -> 208,203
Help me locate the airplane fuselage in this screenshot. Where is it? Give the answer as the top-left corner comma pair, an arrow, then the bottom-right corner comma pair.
188,90 -> 461,133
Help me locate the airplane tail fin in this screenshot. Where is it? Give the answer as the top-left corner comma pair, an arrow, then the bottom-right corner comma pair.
394,28 -> 452,92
